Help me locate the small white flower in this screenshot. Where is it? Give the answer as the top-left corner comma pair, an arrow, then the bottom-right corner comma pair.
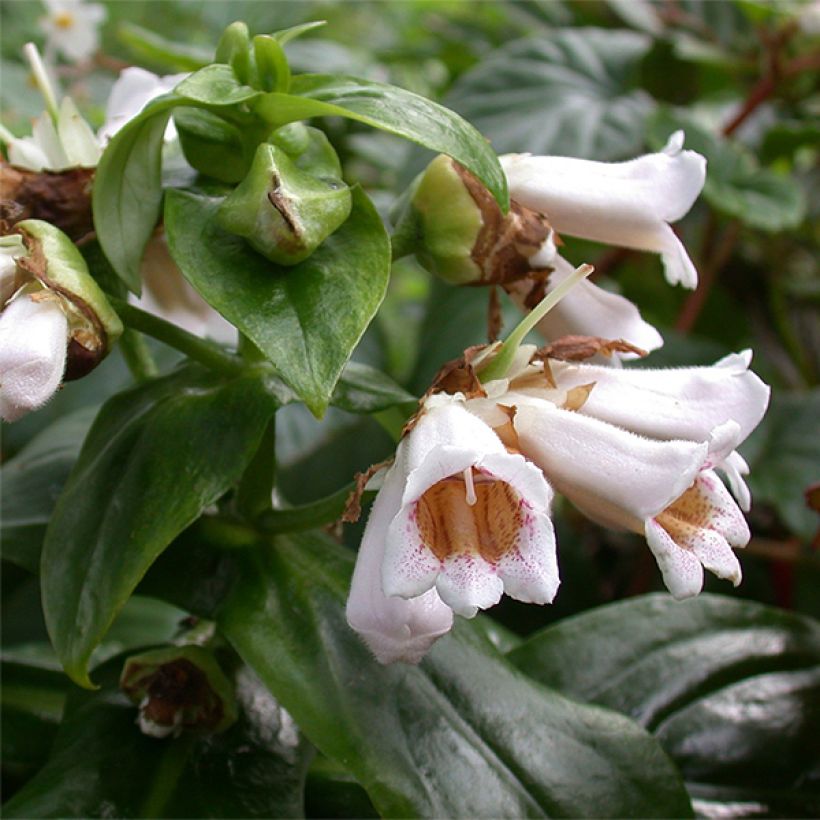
502,131 -> 707,289
98,67 -> 188,143
470,348 -> 770,599
0,292 -> 68,422
346,397 -> 559,662
39,0 -> 107,64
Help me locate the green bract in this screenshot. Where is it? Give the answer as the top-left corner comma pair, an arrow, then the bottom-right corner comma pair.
217,142 -> 351,265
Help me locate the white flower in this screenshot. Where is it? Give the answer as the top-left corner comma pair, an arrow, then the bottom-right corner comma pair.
0,235 -> 26,305
502,131 -> 707,289
346,397 -> 559,661
98,67 -> 188,143
469,348 -> 769,599
0,292 -> 68,422
39,0 -> 107,63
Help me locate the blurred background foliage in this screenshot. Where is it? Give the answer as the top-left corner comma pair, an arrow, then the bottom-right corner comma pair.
1,0 -> 818,811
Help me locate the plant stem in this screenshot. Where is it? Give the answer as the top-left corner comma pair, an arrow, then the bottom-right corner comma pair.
256,483 -> 375,534
138,733 -> 196,819
480,263 -> 594,382
111,298 -> 244,375
675,218 -> 740,333
235,415 -> 277,521
119,328 -> 159,382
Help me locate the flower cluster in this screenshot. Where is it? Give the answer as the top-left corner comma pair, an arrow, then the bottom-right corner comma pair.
347,138 -> 771,665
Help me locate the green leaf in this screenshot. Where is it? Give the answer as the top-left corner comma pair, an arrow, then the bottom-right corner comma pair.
743,388 -> 820,542
508,593 -> 820,817
443,28 -> 655,160
331,362 -> 415,413
164,187 -> 390,416
254,74 -> 508,209
648,110 -> 807,231
92,95 -> 176,294
40,366 -> 280,688
175,64 -> 262,106
214,531 -> 692,818
1,407 -> 97,573
2,656 -> 311,819
118,21 -> 212,72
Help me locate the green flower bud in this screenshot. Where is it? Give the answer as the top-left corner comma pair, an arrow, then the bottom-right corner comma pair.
252,34 -> 290,93
217,142 -> 352,265
215,21 -> 254,86
405,154 -> 552,287
15,219 -> 122,380
269,124 -> 343,178
120,645 -> 238,738
175,108 -> 256,184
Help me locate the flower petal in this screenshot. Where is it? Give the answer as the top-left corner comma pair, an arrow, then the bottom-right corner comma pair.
543,349 -> 770,445
501,132 -> 706,288
0,294 -> 68,422
509,398 -> 708,526
644,519 -> 705,598
346,456 -> 454,665
505,254 -> 663,355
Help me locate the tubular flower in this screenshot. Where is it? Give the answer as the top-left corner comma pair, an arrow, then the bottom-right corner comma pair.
346,396 -> 559,662
467,346 -> 770,600
501,131 -> 707,289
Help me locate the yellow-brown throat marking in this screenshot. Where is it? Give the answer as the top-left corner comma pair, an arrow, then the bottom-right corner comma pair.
416,469 -> 522,563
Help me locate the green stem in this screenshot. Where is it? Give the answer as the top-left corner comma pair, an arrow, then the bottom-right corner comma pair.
111,298 -> 244,375
479,263 -> 594,382
390,207 -> 421,262
138,733 -> 196,819
235,415 -> 277,521
257,483 -> 374,534
118,329 -> 159,382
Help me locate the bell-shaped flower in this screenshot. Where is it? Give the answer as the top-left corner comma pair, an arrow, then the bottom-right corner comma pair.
0,292 -> 68,422
39,0 -> 107,63
501,131 -> 707,289
346,459 -> 454,664
346,396 -> 560,661
469,346 -> 769,599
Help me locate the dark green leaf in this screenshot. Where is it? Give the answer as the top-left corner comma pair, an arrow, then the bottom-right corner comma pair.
444,28 -> 655,160
508,593 -> 820,817
648,110 -> 807,231
1,407 -> 97,574
40,366 -> 280,688
743,388 -> 820,542
2,656 -> 311,819
331,362 -> 415,413
214,531 -> 692,818
255,74 -> 508,208
164,187 -> 390,416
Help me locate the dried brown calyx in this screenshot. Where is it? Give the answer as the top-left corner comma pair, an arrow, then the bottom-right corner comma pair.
1,161 -> 94,242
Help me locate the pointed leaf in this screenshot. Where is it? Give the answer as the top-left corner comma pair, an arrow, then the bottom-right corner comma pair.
164,187 -> 390,416
40,366 -> 280,688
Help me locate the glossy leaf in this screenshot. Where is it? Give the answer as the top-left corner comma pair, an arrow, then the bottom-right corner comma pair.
164,187 -> 390,416
174,64 -> 261,106
254,74 -> 508,209
508,594 -> 820,817
1,407 -> 97,574
648,110 -> 807,231
3,657 -> 311,819
212,531 -> 692,818
40,366 -> 280,688
444,28 -> 655,160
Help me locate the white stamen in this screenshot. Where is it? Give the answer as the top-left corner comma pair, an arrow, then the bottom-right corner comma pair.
463,467 -> 477,506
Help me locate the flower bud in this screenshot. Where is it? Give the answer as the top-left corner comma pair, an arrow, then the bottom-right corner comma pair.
15,219 -> 122,379
252,34 -> 289,92
217,142 -> 352,265
215,21 -> 254,86
120,646 -> 238,739
404,154 -> 552,286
